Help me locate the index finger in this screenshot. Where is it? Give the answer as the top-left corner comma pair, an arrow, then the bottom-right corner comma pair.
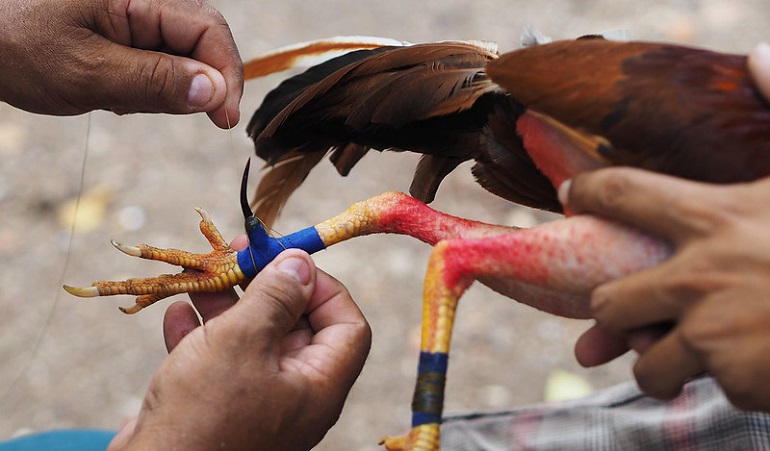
562,167 -> 727,244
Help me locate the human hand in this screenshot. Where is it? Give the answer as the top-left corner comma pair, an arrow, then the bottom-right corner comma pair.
560,44 -> 770,409
107,247 -> 372,450
0,0 -> 242,128
565,169 -> 770,411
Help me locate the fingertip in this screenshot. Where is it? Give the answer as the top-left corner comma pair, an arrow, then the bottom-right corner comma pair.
230,234 -> 248,251
574,324 -> 629,367
207,105 -> 240,129
631,331 -> 704,400
185,64 -> 234,128
633,360 -> 684,400
275,251 -> 313,285
203,69 -> 241,129
225,98 -> 241,127
163,301 -> 201,353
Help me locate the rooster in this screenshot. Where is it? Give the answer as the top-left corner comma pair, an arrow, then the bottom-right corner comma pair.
65,34 -> 770,450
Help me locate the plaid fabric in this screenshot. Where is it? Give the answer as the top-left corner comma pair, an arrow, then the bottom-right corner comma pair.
441,376 -> 770,450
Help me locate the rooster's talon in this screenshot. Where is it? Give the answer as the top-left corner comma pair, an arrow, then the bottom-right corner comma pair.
62,285 -> 99,297
110,240 -> 141,257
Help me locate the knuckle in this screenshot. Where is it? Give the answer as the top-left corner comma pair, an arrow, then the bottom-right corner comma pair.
669,195 -> 724,234
661,271 -> 706,305
677,295 -> 733,350
678,314 -> 715,351
574,168 -> 636,212
142,56 -> 176,103
671,184 -> 746,236
657,253 -> 731,306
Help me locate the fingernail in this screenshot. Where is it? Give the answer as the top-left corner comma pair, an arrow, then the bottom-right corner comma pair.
557,179 -> 572,206
188,73 -> 214,108
277,256 -> 311,285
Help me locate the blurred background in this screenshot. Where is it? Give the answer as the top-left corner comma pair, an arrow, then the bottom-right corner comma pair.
1,1 -> 768,449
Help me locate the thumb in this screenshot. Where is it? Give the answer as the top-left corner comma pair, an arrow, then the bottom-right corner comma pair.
226,250 -> 317,342
85,41 -> 228,119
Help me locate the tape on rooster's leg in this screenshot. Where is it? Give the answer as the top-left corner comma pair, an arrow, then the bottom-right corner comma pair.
237,217 -> 326,278
411,351 -> 449,427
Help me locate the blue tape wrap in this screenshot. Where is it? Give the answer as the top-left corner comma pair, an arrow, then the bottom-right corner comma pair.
411,351 -> 449,427
418,351 -> 449,374
237,223 -> 326,278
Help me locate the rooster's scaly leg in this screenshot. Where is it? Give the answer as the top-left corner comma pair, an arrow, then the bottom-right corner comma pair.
64,190 -> 507,313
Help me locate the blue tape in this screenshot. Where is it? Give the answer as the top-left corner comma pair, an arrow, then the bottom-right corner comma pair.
411,351 -> 449,427
412,411 -> 442,427
237,222 -> 326,278
418,351 -> 449,375
276,226 -> 327,254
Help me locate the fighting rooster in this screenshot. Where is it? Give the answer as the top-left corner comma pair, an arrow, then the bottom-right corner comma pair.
65,34 -> 770,450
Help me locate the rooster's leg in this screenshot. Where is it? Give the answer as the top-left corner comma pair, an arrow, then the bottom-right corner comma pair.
379,232 -> 566,451
378,217 -> 671,451
314,192 -> 668,450
313,191 -> 517,246
64,191 -> 510,313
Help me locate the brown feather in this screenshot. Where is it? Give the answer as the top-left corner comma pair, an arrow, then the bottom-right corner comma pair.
249,41 -> 500,222
486,39 -> 770,183
410,155 -> 468,203
329,143 -> 370,176
247,36 -> 770,221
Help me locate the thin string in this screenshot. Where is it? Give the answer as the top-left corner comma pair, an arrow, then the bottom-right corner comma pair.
224,107 -> 241,172
1,113 -> 92,402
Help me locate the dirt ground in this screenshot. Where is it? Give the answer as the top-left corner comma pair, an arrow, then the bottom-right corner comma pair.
1,1 -> 768,449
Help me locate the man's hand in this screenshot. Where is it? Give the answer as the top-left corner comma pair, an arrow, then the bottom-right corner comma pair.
108,248 -> 372,450
566,169 -> 770,411
0,0 -> 243,128
562,42 -> 770,412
